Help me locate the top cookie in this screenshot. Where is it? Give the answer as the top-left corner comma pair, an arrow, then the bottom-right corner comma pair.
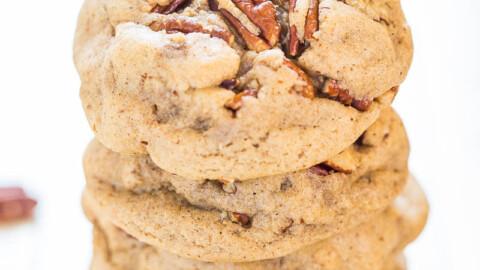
74,0 -> 412,180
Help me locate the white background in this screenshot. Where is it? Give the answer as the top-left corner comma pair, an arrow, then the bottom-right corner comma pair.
0,0 -> 479,269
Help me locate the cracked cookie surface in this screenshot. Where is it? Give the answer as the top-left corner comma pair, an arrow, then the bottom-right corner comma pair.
75,0 -> 412,180
84,174 -> 427,267
83,107 -> 412,262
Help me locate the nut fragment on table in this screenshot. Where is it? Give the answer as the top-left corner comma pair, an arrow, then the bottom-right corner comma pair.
0,187 -> 37,222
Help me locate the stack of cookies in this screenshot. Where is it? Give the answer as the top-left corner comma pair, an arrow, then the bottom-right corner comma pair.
74,0 -> 428,269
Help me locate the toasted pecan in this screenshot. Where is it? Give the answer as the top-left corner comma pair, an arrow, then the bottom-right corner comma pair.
209,0 -> 280,51
323,80 -> 374,111
150,16 -> 234,44
225,89 -> 258,111
150,0 -> 189,15
283,58 -> 315,99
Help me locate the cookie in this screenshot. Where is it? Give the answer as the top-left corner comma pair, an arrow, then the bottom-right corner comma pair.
84,106 -> 408,241
84,175 -> 427,269
74,0 -> 411,181
82,108 -> 411,262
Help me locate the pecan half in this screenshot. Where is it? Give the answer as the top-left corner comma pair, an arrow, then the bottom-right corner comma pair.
288,0 -> 319,56
225,89 -> 258,111
283,58 -> 315,99
150,16 -> 235,45
151,0 -> 189,15
231,212 -> 252,228
0,187 -> 37,222
323,79 -> 373,111
209,0 -> 280,51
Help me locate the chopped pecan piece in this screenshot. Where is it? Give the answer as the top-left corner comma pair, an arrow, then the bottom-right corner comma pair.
150,16 -> 235,45
220,79 -> 239,90
288,0 -> 300,56
309,163 -> 332,176
218,178 -> 234,184
351,99 -> 373,111
225,89 -> 258,111
283,58 -> 315,99
288,25 -> 300,57
231,212 -> 252,228
208,0 -> 280,51
323,79 -> 373,111
304,0 -> 319,39
288,0 -> 319,56
0,187 -> 37,222
151,0 -> 189,15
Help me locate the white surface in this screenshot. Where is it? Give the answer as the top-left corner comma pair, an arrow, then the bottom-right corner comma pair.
0,0 -> 479,269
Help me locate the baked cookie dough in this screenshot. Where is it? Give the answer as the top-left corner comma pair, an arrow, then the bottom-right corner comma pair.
84,175 -> 427,269
83,107 -> 411,262
84,106 -> 408,240
74,0 -> 412,181
383,254 -> 407,270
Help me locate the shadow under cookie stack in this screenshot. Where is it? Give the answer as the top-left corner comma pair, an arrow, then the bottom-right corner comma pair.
74,0 -> 428,269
